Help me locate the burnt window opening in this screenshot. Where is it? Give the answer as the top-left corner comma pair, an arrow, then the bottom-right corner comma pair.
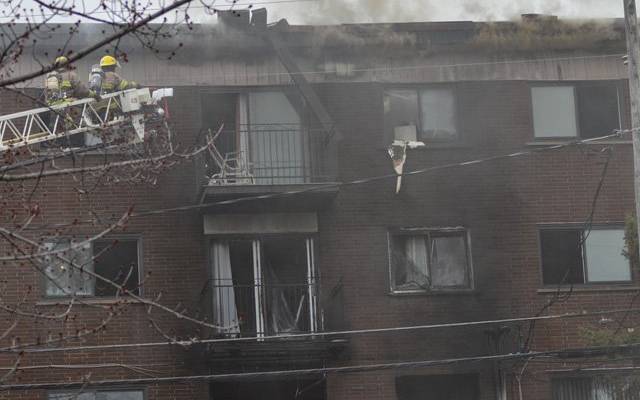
211,378 -> 326,400
540,227 -> 630,285
201,90 -> 317,185
48,388 -> 145,400
389,229 -> 472,292
210,236 -> 318,337
41,237 -> 141,298
396,374 -> 479,400
531,81 -> 624,139
384,87 -> 458,143
552,375 -> 640,400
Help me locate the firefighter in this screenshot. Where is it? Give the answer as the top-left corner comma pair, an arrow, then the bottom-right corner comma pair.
98,55 -> 139,94
44,56 -> 88,105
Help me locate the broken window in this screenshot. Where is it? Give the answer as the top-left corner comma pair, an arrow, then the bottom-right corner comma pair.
540,227 -> 630,285
384,87 -> 458,142
396,374 -> 479,400
531,82 -> 622,139
42,237 -> 141,297
389,229 -> 472,292
552,375 -> 640,400
201,90 -> 310,184
49,389 -> 144,400
210,236 -> 317,337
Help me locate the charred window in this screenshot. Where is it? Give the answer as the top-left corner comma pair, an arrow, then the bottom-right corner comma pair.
396,374 -> 479,400
531,81 -> 623,139
389,229 -> 471,292
540,227 -> 630,285
384,87 -> 458,142
210,237 -> 317,337
42,237 -> 141,297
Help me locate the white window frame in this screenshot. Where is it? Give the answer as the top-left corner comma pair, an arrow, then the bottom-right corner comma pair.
210,236 -> 318,338
42,235 -> 143,298
384,86 -> 459,142
388,228 -> 473,293
48,388 -> 146,400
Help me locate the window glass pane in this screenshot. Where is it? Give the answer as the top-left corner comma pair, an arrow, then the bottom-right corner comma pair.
429,235 -> 469,288
577,84 -> 620,139
49,392 -> 94,400
93,239 -> 140,296
531,86 -> 577,138
43,239 -> 94,297
585,229 -> 630,282
248,91 -> 306,184
391,235 -> 429,291
384,90 -> 419,141
97,390 -> 144,400
540,230 -> 584,285
419,88 -> 457,140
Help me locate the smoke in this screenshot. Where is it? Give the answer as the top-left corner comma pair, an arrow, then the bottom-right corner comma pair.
265,0 -> 622,25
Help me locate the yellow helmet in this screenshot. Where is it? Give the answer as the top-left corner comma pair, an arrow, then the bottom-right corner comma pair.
100,55 -> 119,68
54,56 -> 68,65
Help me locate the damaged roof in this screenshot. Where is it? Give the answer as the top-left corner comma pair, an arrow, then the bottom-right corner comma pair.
0,15 -> 629,87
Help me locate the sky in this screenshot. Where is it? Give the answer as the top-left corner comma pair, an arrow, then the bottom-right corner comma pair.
251,0 -> 623,24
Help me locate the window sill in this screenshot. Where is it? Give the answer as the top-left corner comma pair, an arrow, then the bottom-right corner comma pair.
526,139 -> 632,146
379,143 -> 471,151
388,289 -> 477,297
537,285 -> 640,294
35,296 -> 140,306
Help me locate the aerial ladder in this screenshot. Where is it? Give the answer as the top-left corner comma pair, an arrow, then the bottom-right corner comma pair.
0,87 -> 173,151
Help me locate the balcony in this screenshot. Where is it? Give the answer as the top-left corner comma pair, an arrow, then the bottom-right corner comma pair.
197,124 -> 338,211
212,282 -> 318,338
190,237 -> 347,372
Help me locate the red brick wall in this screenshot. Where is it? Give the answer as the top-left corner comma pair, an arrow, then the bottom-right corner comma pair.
0,78 -> 636,400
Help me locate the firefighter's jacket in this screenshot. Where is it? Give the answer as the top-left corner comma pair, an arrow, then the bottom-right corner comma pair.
44,69 -> 88,105
101,71 -> 138,94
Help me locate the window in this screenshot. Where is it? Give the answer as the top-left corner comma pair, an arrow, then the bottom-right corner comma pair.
201,90 -> 309,184
552,376 -> 639,400
396,374 -> 479,400
389,229 -> 472,292
210,236 -> 317,337
49,389 -> 144,400
384,87 -> 458,142
531,82 -> 622,139
42,237 -> 141,297
540,227 -> 630,285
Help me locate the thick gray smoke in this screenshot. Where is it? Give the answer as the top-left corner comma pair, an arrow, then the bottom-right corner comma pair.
264,0 -> 622,25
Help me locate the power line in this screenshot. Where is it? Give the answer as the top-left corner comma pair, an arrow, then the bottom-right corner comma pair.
3,341 -> 640,390
130,130 -> 628,218
7,305 -> 640,354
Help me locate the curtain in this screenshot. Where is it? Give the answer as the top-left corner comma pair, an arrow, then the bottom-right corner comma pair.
263,261 -> 305,335
248,92 -> 306,184
211,241 -> 239,335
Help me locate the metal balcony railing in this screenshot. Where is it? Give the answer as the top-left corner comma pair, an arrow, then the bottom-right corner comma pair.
205,124 -> 331,185
211,282 -> 318,338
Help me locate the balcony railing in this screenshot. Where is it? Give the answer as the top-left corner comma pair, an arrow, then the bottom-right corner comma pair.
211,282 -> 319,338
204,124 -> 331,186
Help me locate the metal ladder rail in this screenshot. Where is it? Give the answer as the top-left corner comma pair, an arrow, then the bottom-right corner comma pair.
0,91 -> 127,151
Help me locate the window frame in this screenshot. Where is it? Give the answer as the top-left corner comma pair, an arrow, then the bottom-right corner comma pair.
530,81 -> 625,141
537,224 -> 631,287
47,386 -> 147,400
387,227 -> 474,294
41,234 -> 144,299
208,233 -> 319,337
384,85 -> 460,143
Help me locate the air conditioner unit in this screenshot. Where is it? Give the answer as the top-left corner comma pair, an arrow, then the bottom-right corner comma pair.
394,125 -> 417,142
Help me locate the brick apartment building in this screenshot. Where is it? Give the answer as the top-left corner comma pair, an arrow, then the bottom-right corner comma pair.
0,11 -> 638,400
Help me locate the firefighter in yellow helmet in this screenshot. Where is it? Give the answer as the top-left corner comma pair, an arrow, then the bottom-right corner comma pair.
44,56 -> 88,105
98,55 -> 139,94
